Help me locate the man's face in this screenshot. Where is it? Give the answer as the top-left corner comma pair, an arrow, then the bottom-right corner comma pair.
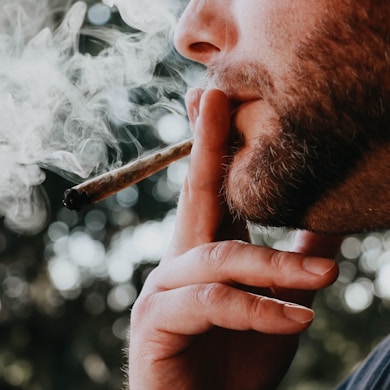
174,0 -> 390,234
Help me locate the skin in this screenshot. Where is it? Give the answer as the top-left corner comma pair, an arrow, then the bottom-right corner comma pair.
175,0 -> 390,234
129,89 -> 341,389
128,0 -> 389,389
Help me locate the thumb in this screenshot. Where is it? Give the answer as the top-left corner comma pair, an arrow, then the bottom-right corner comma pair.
292,230 -> 343,258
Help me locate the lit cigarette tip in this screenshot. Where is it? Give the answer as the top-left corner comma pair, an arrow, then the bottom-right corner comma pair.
63,138 -> 193,211
63,188 -> 91,211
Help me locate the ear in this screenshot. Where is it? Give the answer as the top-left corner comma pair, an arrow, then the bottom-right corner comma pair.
302,142 -> 390,234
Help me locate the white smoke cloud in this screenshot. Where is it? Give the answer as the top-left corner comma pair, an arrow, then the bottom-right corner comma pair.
103,0 -> 179,33
0,0 -> 188,234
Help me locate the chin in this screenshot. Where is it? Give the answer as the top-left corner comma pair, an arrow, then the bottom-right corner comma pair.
224,141 -> 390,236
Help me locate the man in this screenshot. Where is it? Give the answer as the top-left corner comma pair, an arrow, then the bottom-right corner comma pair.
128,1 -> 389,389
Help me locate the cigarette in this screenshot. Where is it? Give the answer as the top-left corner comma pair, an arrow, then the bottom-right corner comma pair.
63,138 -> 193,211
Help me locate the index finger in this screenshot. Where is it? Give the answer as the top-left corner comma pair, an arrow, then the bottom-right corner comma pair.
165,89 -> 231,257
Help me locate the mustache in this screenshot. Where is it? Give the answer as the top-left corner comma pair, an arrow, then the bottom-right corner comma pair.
205,60 -> 276,151
206,59 -> 274,101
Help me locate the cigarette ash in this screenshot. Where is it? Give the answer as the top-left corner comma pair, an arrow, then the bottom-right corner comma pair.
0,0 -> 189,234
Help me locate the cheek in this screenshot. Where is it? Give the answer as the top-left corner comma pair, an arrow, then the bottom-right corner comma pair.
235,0 -> 330,75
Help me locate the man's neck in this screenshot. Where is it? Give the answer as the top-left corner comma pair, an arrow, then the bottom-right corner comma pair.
303,142 -> 390,234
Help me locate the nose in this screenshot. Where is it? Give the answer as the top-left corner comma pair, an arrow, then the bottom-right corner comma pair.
174,0 -> 236,65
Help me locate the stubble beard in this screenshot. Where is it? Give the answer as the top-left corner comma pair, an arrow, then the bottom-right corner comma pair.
213,4 -> 390,230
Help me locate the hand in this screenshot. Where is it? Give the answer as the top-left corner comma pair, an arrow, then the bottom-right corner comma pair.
128,89 -> 341,390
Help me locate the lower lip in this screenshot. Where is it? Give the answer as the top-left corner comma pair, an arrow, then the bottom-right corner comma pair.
233,99 -> 262,130
233,98 -> 277,143
233,99 -> 264,118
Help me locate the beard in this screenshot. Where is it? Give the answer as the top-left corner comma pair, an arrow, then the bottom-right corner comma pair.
210,3 -> 390,231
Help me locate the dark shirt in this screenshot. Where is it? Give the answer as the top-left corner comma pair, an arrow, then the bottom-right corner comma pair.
336,335 -> 390,390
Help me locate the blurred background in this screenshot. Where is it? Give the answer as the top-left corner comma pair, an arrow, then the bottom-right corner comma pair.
0,1 -> 389,389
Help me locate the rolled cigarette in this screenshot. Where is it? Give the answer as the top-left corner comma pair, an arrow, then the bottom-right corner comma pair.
63,138 -> 193,211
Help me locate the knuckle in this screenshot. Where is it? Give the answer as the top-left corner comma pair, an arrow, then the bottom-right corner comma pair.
205,240 -> 244,270
130,296 -> 151,328
269,249 -> 290,271
248,296 -> 276,322
248,296 -> 266,320
192,283 -> 228,310
140,267 -> 162,293
146,266 -> 164,286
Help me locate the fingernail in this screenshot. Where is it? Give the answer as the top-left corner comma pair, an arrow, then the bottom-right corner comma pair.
188,103 -> 199,125
283,304 -> 314,324
303,258 -> 336,276
185,88 -> 202,124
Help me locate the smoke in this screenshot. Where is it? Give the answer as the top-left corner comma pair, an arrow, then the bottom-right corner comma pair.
103,0 -> 178,33
0,0 -> 189,234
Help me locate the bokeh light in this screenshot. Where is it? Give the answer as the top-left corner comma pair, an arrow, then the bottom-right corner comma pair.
156,113 -> 190,144
343,278 -> 374,313
0,1 -> 388,389
376,262 -> 390,299
87,3 -> 112,26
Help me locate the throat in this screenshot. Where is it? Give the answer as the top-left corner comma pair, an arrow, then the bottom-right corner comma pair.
302,143 -> 390,234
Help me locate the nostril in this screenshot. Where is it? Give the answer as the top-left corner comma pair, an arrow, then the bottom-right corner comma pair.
189,42 -> 221,54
